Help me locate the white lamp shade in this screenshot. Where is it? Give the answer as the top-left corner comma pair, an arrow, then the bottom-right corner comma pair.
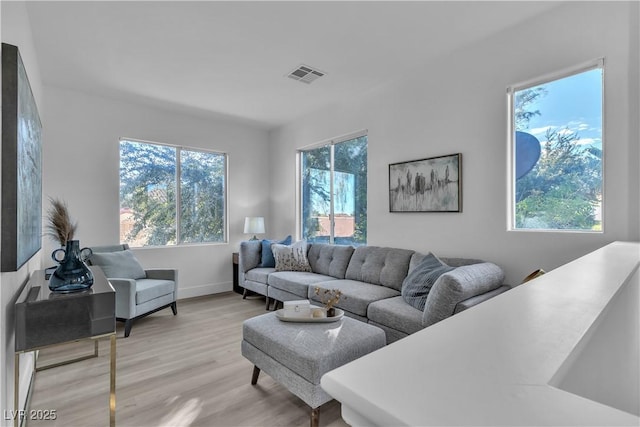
244,217 -> 265,234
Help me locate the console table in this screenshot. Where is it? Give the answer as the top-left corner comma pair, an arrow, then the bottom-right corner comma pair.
14,266 -> 116,427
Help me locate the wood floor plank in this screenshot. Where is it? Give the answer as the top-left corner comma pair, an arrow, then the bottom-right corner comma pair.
27,293 -> 348,427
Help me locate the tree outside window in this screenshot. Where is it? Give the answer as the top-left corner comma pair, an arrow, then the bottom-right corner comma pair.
511,63 -> 603,231
119,139 -> 227,246
301,135 -> 367,245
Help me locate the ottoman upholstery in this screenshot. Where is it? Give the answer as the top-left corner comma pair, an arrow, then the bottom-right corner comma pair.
241,311 -> 386,424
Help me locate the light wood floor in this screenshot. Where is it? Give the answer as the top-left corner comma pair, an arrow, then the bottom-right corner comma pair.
27,293 -> 349,427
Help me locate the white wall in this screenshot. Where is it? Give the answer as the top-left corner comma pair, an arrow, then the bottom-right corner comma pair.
269,1 -> 640,285
41,86 -> 271,299
1,1 -> 43,424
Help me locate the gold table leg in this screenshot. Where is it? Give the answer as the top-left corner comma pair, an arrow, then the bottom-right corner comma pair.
14,353 -> 19,427
110,334 -> 116,427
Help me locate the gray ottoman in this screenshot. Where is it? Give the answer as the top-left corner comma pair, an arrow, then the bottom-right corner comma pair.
241,312 -> 386,427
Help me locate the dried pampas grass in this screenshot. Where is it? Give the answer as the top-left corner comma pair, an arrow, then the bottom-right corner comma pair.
45,198 -> 77,246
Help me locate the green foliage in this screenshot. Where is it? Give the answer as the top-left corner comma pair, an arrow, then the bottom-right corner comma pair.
301,136 -> 367,244
120,141 -> 226,246
514,87 -> 602,230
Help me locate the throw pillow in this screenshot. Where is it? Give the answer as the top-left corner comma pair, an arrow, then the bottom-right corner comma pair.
260,235 -> 292,268
89,250 -> 147,280
272,240 -> 312,272
401,252 -> 454,311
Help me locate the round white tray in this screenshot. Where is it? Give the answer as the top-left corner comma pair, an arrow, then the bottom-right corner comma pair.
275,308 -> 344,323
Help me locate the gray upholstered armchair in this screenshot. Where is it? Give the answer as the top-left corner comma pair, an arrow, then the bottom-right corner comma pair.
87,244 -> 178,337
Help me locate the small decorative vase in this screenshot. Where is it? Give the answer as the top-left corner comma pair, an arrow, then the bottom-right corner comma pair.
49,240 -> 94,293
326,307 -> 336,317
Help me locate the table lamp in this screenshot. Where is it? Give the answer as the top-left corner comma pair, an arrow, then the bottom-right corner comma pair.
244,217 -> 265,240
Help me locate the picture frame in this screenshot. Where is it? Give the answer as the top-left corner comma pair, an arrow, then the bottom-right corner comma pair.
389,153 -> 461,212
1,43 -> 43,271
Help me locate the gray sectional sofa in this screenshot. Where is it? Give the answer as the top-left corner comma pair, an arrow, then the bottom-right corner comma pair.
239,241 -> 510,343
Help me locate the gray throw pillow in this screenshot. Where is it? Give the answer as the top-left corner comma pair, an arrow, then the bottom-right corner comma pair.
401,252 -> 454,311
272,240 -> 312,272
90,250 -> 146,280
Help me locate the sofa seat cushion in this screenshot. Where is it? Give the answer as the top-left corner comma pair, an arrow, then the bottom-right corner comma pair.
135,278 -> 175,305
310,280 -> 400,317
245,267 -> 275,285
367,296 -> 424,335
307,243 -> 355,279
268,271 -> 337,298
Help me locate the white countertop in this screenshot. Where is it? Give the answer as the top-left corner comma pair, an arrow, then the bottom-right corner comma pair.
321,241 -> 640,426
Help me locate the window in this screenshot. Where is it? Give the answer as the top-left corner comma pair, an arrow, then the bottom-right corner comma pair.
300,133 -> 367,245
509,60 -> 603,232
119,139 -> 227,246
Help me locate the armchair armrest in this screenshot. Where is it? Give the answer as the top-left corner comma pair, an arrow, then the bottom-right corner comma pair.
145,268 -> 177,281
107,278 -> 137,319
145,269 -> 179,300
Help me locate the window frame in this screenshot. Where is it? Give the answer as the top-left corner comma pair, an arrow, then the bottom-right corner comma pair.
506,58 -> 605,233
296,129 -> 368,245
119,137 -> 229,247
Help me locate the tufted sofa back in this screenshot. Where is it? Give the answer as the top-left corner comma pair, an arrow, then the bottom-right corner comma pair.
307,243 -> 355,279
345,246 -> 414,291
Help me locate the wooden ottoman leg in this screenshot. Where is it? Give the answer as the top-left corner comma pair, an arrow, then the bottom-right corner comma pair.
310,407 -> 319,427
251,366 -> 261,385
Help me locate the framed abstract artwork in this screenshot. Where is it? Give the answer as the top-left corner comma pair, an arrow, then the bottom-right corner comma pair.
2,43 -> 42,271
389,153 -> 461,212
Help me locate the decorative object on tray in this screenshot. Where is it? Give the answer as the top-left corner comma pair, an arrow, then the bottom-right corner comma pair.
389,153 -> 461,212
283,300 -> 311,318
314,287 -> 344,317
275,307 -> 344,323
46,198 -> 94,293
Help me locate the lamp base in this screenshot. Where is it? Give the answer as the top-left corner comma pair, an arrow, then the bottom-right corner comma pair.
249,235 -> 259,241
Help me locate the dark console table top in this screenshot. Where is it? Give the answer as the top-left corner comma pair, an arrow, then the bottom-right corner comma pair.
15,266 -> 116,352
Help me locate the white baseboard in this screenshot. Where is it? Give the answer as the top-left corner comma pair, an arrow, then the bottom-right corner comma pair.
177,281 -> 233,300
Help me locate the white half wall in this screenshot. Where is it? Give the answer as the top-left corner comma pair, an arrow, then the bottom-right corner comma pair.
41,86 -> 271,299
1,1 -> 44,424
268,1 -> 640,285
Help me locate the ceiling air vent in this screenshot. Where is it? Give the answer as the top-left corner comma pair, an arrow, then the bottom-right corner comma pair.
286,64 -> 326,84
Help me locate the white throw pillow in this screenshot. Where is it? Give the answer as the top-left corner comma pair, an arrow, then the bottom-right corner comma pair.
272,240 -> 312,272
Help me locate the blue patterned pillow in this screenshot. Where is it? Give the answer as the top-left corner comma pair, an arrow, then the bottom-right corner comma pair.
260,235 -> 292,267
401,253 -> 454,311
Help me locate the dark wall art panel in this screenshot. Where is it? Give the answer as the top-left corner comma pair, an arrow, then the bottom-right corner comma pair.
389,153 -> 461,212
2,43 -> 42,272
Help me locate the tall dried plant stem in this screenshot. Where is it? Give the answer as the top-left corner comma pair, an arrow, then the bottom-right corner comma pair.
45,197 -> 77,246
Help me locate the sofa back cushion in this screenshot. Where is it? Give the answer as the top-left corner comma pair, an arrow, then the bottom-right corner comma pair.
239,240 -> 262,273
308,243 -> 355,279
409,252 -> 484,272
345,246 -> 414,291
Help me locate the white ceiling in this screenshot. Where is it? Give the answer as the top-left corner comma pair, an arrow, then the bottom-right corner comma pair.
26,1 -> 564,129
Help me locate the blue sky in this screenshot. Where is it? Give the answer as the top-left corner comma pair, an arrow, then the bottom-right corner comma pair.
524,67 -> 603,149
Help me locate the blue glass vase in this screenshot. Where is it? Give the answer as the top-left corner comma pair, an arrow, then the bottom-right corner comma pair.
49,240 -> 94,293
